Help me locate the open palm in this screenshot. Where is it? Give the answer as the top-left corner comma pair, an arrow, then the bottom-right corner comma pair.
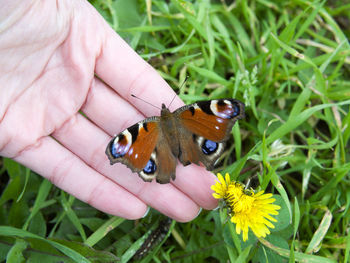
0,0 -> 217,221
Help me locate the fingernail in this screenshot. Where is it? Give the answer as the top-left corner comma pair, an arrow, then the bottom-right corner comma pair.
142,207 -> 150,218
194,207 -> 202,219
212,205 -> 220,211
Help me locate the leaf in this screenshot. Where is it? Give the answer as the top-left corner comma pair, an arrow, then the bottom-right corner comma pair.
84,217 -> 125,247
23,179 -> 52,230
0,226 -> 91,263
259,238 -> 337,263
305,209 -> 332,254
267,100 -> 350,144
6,239 -> 27,263
50,238 -> 119,262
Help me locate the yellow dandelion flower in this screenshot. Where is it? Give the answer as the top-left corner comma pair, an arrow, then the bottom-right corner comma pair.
211,173 -> 281,242
227,182 -> 245,202
211,172 -> 233,199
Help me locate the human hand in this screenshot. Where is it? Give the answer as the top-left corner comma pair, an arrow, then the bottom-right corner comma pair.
0,0 -> 217,221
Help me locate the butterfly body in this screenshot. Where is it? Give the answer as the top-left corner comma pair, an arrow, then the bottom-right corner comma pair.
106,99 -> 245,184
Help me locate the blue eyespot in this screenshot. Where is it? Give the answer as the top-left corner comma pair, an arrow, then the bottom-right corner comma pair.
232,103 -> 240,117
143,159 -> 157,174
110,143 -> 124,158
202,139 -> 218,155
109,135 -> 132,158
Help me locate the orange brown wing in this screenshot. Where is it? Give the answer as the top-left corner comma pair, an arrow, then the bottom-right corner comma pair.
176,99 -> 245,142
106,118 -> 159,175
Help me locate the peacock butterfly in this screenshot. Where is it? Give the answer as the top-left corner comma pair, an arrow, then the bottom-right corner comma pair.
106,99 -> 245,184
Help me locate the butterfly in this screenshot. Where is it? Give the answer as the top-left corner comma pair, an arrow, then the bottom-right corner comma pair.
105,99 -> 245,184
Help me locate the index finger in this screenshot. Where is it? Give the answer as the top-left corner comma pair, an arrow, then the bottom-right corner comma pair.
95,23 -> 183,116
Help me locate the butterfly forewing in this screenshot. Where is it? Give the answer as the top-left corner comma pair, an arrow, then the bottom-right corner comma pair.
176,99 -> 245,142
106,118 -> 160,172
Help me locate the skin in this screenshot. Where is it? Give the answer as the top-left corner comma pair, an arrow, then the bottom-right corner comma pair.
0,0 -> 218,222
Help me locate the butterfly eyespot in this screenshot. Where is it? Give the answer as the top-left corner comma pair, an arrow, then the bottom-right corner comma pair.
202,139 -> 218,155
231,103 -> 240,117
110,134 -> 130,158
143,159 -> 157,174
110,144 -> 124,158
214,99 -> 243,119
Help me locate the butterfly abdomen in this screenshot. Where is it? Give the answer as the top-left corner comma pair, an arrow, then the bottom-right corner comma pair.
160,106 -> 181,158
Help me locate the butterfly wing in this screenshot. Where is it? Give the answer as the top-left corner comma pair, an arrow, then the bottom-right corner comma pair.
105,117 -> 177,184
174,99 -> 245,170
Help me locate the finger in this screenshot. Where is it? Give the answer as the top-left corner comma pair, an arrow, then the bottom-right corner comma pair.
52,112 -> 200,222
81,78 -> 145,135
94,20 -> 183,116
82,78 -> 217,209
173,165 -> 218,210
13,136 -> 147,220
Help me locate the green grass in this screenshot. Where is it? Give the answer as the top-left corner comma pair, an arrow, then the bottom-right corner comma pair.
1,0 -> 350,262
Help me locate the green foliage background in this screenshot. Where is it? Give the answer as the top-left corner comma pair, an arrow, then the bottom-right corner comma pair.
1,0 -> 350,262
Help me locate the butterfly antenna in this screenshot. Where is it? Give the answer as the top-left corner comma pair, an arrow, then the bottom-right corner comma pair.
131,94 -> 161,110
167,75 -> 189,108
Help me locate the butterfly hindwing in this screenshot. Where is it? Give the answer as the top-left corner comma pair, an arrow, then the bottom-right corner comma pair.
151,135 -> 177,184
174,99 -> 245,169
